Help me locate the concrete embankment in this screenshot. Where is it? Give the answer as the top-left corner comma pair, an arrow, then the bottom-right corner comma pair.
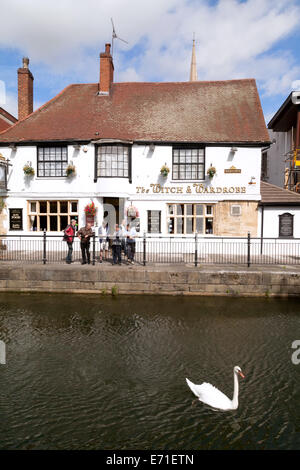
0,263 -> 300,296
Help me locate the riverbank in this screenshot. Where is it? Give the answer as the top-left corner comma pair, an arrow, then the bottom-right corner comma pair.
0,262 -> 300,296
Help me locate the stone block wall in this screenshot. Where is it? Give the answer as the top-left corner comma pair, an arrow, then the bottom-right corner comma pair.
214,200 -> 258,236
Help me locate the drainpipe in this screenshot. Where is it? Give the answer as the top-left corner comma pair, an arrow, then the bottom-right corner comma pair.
260,205 -> 264,255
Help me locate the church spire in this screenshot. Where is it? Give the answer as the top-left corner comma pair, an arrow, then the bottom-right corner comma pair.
189,35 -> 198,81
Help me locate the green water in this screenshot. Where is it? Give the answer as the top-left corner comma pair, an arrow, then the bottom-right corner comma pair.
0,293 -> 299,450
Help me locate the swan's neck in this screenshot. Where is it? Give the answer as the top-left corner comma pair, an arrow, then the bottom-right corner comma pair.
232,372 -> 239,408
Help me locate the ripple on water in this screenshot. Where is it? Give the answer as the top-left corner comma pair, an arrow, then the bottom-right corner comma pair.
0,294 -> 300,450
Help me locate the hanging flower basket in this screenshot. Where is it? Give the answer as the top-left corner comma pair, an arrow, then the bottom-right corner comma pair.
160,165 -> 170,177
66,164 -> 76,177
207,166 -> 216,178
127,205 -> 139,218
23,164 -> 35,176
84,202 -> 97,217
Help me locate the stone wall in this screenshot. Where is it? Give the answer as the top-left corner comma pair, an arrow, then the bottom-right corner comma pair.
214,200 -> 258,236
0,264 -> 299,297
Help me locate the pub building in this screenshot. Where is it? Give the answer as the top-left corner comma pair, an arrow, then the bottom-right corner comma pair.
1,44 -> 299,239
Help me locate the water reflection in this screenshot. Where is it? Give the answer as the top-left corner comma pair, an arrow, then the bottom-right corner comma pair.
0,293 -> 299,449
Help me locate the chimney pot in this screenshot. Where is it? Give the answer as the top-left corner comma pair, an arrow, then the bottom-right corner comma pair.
22,57 -> 29,69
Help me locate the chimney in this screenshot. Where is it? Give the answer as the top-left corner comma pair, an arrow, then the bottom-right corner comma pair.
18,57 -> 34,120
99,43 -> 114,94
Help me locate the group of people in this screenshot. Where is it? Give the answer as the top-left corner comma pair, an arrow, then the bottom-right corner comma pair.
63,220 -> 137,266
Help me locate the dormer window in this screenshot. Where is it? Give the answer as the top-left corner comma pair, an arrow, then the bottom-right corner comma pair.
37,146 -> 68,177
96,144 -> 130,178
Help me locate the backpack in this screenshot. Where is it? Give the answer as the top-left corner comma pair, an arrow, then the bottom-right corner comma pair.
63,224 -> 73,241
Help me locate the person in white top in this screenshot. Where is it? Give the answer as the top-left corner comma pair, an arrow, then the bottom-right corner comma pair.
126,223 -> 137,264
98,221 -> 109,263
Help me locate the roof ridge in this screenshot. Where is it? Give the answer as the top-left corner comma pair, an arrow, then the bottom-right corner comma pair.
112,78 -> 256,85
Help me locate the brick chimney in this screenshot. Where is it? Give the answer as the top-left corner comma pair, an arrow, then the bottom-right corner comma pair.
18,57 -> 34,120
99,43 -> 114,94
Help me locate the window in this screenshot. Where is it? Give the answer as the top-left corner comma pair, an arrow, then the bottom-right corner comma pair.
231,205 -> 242,216
0,159 -> 9,190
167,204 -> 213,234
148,210 -> 161,233
96,145 -> 129,178
172,148 -> 205,180
261,151 -> 268,181
37,146 -> 68,177
279,212 -> 294,238
28,200 -> 78,231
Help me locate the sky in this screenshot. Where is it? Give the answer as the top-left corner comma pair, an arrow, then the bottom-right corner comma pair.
0,0 -> 300,125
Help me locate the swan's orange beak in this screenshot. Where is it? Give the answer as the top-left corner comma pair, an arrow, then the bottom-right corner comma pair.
239,371 -> 245,379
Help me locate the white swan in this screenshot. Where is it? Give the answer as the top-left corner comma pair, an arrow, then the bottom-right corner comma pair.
186,366 -> 245,411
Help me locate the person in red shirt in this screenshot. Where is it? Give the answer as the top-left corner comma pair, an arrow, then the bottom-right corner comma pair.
64,219 -> 77,264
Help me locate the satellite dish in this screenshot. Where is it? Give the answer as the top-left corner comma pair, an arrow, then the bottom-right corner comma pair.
111,18 -> 128,57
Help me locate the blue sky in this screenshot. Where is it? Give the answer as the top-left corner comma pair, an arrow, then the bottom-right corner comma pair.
0,0 -> 300,125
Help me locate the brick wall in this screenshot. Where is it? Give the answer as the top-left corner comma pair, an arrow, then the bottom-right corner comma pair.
99,43 -> 114,93
18,66 -> 33,120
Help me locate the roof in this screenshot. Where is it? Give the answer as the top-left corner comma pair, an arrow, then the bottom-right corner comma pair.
268,91 -> 300,131
260,181 -> 300,205
0,79 -> 270,145
0,107 -> 17,133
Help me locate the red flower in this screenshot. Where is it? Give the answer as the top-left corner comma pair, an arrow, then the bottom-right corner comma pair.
84,202 -> 97,216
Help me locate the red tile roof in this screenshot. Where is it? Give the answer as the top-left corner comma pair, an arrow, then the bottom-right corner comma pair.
260,181 -> 300,205
0,107 -> 17,133
0,79 -> 270,144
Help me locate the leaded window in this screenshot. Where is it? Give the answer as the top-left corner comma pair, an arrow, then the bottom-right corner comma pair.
37,147 -> 68,177
167,203 -> 213,234
96,145 -> 129,178
172,148 -> 205,180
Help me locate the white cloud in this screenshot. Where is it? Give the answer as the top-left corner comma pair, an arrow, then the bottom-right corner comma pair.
0,0 -> 300,109
0,89 -> 17,117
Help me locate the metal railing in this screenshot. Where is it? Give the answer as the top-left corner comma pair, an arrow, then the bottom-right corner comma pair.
0,231 -> 300,267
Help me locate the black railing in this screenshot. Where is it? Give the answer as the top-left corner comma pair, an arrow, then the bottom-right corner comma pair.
0,231 -> 300,266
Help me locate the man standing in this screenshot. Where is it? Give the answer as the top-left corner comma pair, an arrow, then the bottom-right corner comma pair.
77,222 -> 93,265
64,219 -> 77,264
126,223 -> 137,265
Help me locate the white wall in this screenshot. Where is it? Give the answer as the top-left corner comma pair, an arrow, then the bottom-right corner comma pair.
1,142 -> 262,235
258,206 -> 300,238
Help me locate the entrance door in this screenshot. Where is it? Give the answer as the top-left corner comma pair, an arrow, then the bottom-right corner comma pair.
103,197 -> 125,232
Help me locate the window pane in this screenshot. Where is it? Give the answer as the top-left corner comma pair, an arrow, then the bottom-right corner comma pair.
168,218 -> 174,234
60,201 -> 68,213
39,215 -> 47,230
196,218 -> 204,233
196,205 -> 203,216
176,218 -> 184,234
30,202 -> 37,213
60,216 -> 68,231
50,201 -> 57,213
39,201 -> 47,213
186,218 -> 193,234
186,204 -> 193,216
71,202 -> 78,213
168,204 -> 175,215
50,215 -> 58,231
206,218 -> 213,234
